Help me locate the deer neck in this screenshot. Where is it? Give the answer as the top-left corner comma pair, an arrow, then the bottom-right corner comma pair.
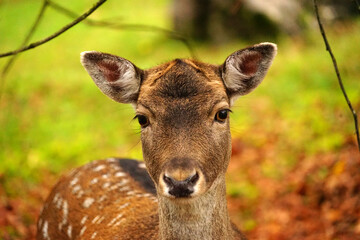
157,175 -> 234,240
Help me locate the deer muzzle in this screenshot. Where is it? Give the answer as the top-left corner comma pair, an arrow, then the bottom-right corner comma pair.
159,158 -> 205,198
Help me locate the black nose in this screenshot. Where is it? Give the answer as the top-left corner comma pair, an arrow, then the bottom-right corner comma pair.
163,172 -> 199,198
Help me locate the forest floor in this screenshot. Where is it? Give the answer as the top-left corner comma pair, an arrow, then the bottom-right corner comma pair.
228,136 -> 360,240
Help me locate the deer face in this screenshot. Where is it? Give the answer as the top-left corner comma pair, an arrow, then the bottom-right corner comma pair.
137,59 -> 232,198
81,43 -> 277,200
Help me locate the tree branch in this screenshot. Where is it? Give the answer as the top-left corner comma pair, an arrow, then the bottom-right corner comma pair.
0,0 -> 197,103
313,0 -> 360,152
47,0 -> 197,59
0,0 -> 107,58
1,0 -> 49,77
0,0 -> 49,101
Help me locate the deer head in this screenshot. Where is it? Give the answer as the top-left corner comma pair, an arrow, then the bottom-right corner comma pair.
81,43 -> 277,202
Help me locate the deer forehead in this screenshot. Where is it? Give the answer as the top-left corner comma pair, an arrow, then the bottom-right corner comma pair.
138,59 -> 228,116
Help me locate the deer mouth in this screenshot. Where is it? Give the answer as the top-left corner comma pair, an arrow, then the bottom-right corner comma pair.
162,172 -> 199,198
159,169 -> 207,200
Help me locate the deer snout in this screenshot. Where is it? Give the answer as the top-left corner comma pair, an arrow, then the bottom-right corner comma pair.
163,172 -> 199,198
159,158 -> 205,198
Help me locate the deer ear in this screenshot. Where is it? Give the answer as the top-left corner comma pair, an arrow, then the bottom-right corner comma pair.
221,42 -> 277,104
81,51 -> 142,104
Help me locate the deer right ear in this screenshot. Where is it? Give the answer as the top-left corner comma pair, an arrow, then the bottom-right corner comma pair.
221,43 -> 277,105
81,51 -> 143,104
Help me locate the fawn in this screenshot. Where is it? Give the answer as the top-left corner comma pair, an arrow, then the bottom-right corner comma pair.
37,42 -> 277,240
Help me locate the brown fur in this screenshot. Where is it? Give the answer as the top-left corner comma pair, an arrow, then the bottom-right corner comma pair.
37,43 -> 277,240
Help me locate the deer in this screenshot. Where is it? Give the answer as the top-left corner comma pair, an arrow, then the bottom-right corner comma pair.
36,42 -> 277,240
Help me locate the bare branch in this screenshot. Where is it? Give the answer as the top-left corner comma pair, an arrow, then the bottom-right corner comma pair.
0,0 -> 196,103
0,0 -> 107,58
47,0 -> 197,59
313,0 -> 360,152
1,0 -> 49,77
0,0 -> 49,101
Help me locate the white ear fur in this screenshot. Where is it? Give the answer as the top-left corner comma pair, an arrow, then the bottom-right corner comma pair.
222,42 -> 277,105
80,51 -> 142,104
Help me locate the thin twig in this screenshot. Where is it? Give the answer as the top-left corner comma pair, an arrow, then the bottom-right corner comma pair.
48,0 -> 197,59
0,0 -> 107,58
313,0 -> 360,152
1,0 -> 48,77
0,0 -> 49,100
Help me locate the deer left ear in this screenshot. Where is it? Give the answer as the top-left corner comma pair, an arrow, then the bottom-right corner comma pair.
81,51 -> 143,104
221,42 -> 277,104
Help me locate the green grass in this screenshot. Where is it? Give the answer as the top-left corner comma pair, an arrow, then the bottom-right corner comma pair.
0,0 -> 359,189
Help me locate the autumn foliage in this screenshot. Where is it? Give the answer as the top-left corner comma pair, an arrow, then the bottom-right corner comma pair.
228,137 -> 360,240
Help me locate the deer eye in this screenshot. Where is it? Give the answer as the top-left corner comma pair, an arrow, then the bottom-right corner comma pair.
215,109 -> 230,123
136,115 -> 150,128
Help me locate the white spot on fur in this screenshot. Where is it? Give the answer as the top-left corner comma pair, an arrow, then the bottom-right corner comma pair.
120,178 -> 129,185
136,193 -> 153,198
42,221 -> 50,240
138,162 -> 146,169
76,190 -> 85,198
55,197 -> 63,209
91,232 -> 97,239
114,219 -> 124,227
126,191 -> 136,196
109,181 -> 129,191
118,186 -> 130,192
98,195 -> 107,203
67,225 -> 72,238
81,216 -> 88,225
58,200 -> 68,230
72,185 -> 81,194
69,177 -> 79,186
107,213 -> 123,226
102,174 -> 110,179
83,197 -> 95,208
96,216 -> 105,224
93,165 -> 105,172
102,182 -> 111,189
52,193 -> 60,203
90,178 -> 99,185
91,216 -> 100,224
114,171 -> 126,177
118,202 -> 129,210
112,165 -> 121,171
53,193 -> 63,210
80,226 -> 87,236
63,200 -> 68,219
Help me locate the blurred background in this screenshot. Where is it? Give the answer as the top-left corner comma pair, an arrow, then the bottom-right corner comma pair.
0,0 -> 359,239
